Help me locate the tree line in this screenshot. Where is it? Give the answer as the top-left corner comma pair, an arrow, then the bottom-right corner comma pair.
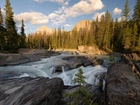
0,0 -> 140,53
0,0 -> 26,52
27,0 -> 140,52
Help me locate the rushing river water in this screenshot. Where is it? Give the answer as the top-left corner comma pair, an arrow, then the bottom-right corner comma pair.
0,53 -> 120,86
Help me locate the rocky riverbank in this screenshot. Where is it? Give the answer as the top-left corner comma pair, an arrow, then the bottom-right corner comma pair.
0,50 -> 140,105
0,49 -> 60,66
0,77 -> 63,105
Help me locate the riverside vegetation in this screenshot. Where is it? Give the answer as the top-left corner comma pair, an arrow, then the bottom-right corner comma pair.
0,0 -> 140,53
64,68 -> 96,105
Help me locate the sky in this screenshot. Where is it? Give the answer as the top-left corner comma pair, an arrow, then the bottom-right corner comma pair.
0,0 -> 136,34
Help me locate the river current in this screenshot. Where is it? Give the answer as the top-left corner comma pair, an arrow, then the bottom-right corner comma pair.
0,53 -> 119,86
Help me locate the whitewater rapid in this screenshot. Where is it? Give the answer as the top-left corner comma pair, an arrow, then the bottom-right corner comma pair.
0,54 -> 111,86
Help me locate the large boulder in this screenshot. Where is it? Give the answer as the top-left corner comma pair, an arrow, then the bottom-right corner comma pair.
0,77 -> 63,105
62,56 -> 104,70
63,84 -> 102,105
78,45 -> 106,55
106,62 -> 140,105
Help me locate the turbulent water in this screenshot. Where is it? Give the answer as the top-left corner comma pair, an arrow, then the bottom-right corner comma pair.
0,54 -> 119,86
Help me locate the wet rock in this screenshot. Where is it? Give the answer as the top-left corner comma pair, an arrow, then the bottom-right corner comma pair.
93,59 -> 104,66
62,56 -> 104,70
106,62 -> 140,105
0,77 -> 63,105
63,56 -> 87,69
53,64 -> 71,73
63,84 -> 102,105
0,51 -> 60,66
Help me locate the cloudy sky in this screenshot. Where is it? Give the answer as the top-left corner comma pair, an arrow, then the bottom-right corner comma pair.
0,0 -> 136,34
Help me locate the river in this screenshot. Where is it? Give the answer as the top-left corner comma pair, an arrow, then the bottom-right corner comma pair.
0,53 -> 120,86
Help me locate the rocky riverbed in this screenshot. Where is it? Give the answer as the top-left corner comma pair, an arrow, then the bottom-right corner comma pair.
0,50 -> 140,105
0,49 -> 60,66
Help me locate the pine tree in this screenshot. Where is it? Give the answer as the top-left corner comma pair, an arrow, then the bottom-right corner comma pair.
122,25 -> 132,50
20,19 -> 26,48
133,0 -> 140,34
5,0 -> 18,51
122,0 -> 130,21
0,7 -> 5,51
0,7 -> 3,25
64,68 -> 93,105
73,68 -> 86,85
103,11 -> 112,50
98,15 -> 105,48
132,23 -> 138,49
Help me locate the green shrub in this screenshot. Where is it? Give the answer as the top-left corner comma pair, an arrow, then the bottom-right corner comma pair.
65,68 -> 94,105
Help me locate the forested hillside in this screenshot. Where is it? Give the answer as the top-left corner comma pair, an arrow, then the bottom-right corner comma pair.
27,0 -> 140,52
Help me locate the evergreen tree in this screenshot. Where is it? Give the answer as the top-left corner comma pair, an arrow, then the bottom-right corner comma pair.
73,68 -> 86,85
133,0 -> 140,34
64,68 -> 93,105
0,7 -> 3,25
132,23 -> 138,49
103,11 -> 112,50
122,25 -> 132,50
5,0 -> 18,51
122,0 -> 130,21
20,19 -> 26,48
98,15 -> 105,48
0,7 -> 5,51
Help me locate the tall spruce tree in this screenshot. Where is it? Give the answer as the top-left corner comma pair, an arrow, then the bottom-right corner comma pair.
5,0 -> 18,51
20,19 -> 26,48
103,11 -> 112,49
0,7 -> 5,50
0,7 -> 3,25
132,23 -> 138,48
133,0 -> 140,35
122,0 -> 130,21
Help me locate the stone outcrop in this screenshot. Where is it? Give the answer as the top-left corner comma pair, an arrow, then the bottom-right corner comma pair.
72,20 -> 92,31
106,62 -> 140,105
63,84 -> 102,105
62,56 -> 104,70
0,77 -> 63,105
0,51 -> 60,66
36,25 -> 54,35
78,45 -> 106,55
121,53 -> 140,77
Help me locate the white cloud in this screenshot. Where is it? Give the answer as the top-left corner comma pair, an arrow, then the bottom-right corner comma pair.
34,0 -> 64,3
65,24 -> 71,27
113,7 -> 122,15
118,16 -> 126,21
64,0 -> 104,17
93,12 -> 105,20
64,1 -> 68,6
14,11 -> 49,25
48,13 -> 59,19
51,14 -> 66,25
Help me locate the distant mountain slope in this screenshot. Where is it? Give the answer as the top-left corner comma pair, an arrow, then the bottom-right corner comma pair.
73,20 -> 92,31
35,20 -> 93,34
36,26 -> 53,34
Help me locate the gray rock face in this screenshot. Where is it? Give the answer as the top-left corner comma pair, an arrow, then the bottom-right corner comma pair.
0,51 -> 60,66
106,62 -> 140,105
62,56 -> 104,70
0,77 -> 63,105
63,84 -> 102,105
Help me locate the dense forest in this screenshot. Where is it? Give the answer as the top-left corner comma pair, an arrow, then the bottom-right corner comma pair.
0,0 -> 140,53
